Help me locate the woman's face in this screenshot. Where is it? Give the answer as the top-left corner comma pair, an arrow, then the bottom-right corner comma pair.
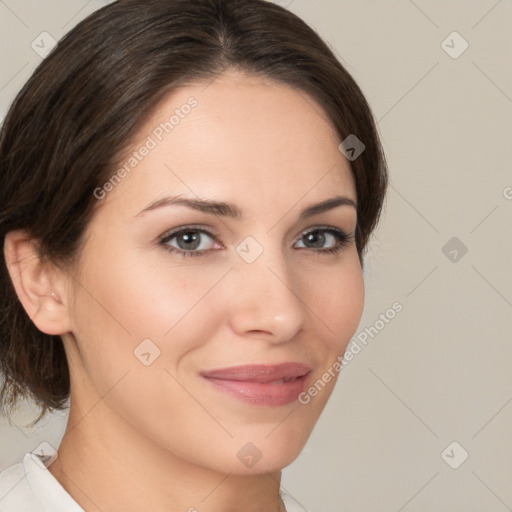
62,69 -> 364,474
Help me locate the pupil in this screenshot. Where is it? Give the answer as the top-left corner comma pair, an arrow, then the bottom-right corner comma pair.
179,232 -> 200,250
306,231 -> 325,248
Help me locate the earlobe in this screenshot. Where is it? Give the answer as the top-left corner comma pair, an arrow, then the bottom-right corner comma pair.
3,229 -> 73,336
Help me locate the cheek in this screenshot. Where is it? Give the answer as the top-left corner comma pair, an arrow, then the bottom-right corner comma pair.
292,261 -> 363,433
306,254 -> 365,349
68,256 -> 228,380
78,250 -> 220,334
333,266 -> 364,345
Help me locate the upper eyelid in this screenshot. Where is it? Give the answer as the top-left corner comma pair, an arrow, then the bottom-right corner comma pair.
158,225 -> 220,243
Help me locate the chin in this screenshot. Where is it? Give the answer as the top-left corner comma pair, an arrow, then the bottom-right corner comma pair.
224,448 -> 303,476
213,431 -> 310,476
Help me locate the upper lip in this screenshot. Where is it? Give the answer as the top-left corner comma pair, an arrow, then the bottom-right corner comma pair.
201,363 -> 312,383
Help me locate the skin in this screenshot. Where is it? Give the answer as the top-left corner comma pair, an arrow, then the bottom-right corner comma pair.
4,69 -> 364,512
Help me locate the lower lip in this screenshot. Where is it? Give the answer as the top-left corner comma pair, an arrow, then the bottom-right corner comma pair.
202,374 -> 309,407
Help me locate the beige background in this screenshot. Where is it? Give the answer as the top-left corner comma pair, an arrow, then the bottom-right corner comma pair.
1,1 -> 511,511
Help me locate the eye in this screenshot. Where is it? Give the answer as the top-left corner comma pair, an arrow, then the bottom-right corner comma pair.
159,226 -> 219,258
295,227 -> 352,255
158,225 -> 353,258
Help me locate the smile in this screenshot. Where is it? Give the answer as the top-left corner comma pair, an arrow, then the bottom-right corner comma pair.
201,363 -> 312,406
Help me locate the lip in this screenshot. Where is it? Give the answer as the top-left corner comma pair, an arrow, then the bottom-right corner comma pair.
201,363 -> 312,407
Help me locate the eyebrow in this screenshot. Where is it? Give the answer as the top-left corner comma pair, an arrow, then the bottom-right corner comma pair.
134,194 -> 357,220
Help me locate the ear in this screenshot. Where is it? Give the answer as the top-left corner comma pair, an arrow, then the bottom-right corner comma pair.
3,229 -> 73,336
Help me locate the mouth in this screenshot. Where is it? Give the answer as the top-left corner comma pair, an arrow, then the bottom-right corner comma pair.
200,363 -> 312,407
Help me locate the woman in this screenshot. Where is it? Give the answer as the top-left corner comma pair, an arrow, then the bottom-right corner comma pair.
0,0 -> 387,510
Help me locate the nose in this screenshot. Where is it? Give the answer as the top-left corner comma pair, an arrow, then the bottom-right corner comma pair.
227,243 -> 307,344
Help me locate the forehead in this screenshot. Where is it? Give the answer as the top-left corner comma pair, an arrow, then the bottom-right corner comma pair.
100,70 -> 356,218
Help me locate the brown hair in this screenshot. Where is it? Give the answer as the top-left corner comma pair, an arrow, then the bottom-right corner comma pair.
0,0 -> 387,424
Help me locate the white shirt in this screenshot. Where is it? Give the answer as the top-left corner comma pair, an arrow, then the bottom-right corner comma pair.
0,452 -> 309,511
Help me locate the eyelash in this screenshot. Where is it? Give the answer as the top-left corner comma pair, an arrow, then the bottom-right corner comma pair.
158,225 -> 353,258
